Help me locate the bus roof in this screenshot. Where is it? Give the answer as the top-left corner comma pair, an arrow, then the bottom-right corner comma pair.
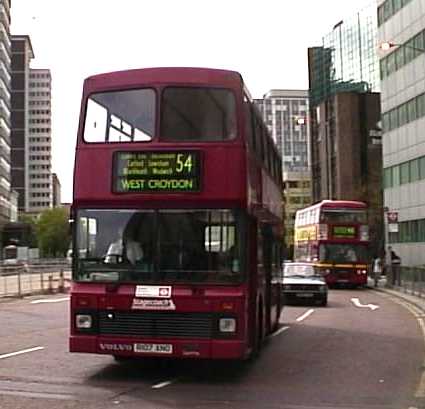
313,200 -> 367,210
83,67 -> 244,93
297,200 -> 367,214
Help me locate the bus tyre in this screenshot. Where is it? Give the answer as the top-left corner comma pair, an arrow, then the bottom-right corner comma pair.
249,307 -> 263,360
321,297 -> 328,307
113,355 -> 131,363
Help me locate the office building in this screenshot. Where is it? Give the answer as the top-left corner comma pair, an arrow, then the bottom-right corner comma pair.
11,35 -> 52,216
28,68 -> 52,213
378,0 -> 425,265
255,90 -> 310,173
308,4 -> 383,255
0,0 -> 12,226
254,90 -> 311,256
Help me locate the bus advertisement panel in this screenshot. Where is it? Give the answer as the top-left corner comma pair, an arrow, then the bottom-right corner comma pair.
69,67 -> 283,361
294,200 -> 370,287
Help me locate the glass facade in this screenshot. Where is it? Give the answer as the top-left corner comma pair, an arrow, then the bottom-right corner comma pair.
309,3 -> 379,107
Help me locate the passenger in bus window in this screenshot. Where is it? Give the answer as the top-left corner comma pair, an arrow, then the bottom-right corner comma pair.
104,227 -> 124,263
345,248 -> 357,262
105,225 -> 144,265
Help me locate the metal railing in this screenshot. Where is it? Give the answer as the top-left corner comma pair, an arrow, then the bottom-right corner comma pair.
386,266 -> 425,298
0,260 -> 71,298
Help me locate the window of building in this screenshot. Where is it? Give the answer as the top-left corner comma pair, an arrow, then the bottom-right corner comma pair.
410,159 -> 420,182
389,109 -> 398,130
384,167 -> 393,188
417,94 -> 425,118
400,162 -> 410,184
398,104 -> 407,126
392,166 -> 400,187
407,98 -> 417,122
395,46 -> 405,69
419,157 -> 425,179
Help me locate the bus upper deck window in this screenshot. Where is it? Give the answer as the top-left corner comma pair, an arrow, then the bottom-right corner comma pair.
161,87 -> 236,142
83,89 -> 155,143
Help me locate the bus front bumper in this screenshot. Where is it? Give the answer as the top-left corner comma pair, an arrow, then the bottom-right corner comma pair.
70,335 -> 247,360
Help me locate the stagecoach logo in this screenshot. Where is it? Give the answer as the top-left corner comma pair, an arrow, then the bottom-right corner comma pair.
132,298 -> 176,310
99,343 -> 133,352
135,285 -> 172,298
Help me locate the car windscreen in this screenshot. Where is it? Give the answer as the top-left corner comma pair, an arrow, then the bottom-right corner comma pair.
283,264 -> 316,277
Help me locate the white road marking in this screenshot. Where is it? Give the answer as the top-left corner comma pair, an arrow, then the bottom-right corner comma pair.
151,379 -> 177,389
375,292 -> 425,398
415,317 -> 425,398
351,298 -> 379,311
296,309 -> 315,322
270,326 -> 290,338
0,346 -> 44,360
31,297 -> 69,304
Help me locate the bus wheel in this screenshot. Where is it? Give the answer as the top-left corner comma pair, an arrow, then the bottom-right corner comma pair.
113,355 -> 131,363
249,307 -> 263,360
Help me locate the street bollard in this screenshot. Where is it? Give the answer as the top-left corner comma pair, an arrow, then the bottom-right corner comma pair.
17,270 -> 22,297
48,274 -> 53,294
58,269 -> 64,293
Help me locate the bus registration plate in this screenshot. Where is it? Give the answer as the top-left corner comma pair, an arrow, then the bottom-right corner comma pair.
134,343 -> 173,354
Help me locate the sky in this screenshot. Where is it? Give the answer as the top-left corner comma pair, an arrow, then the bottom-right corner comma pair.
10,0 -> 373,203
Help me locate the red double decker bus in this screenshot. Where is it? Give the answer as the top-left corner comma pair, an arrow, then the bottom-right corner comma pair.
293,200 -> 370,287
69,67 -> 283,360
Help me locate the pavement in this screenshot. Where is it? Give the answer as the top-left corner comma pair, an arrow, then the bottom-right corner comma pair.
367,275 -> 425,313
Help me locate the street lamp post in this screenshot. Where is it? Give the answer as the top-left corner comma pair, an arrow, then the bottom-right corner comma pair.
383,207 -> 393,287
379,41 -> 425,53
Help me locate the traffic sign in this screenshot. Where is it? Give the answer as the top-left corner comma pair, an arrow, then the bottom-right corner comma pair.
387,211 -> 398,223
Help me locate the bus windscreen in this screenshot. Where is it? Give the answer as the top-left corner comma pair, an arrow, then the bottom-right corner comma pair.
74,209 -> 244,284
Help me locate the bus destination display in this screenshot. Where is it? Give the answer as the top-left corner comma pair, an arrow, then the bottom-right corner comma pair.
114,151 -> 201,193
332,226 -> 356,238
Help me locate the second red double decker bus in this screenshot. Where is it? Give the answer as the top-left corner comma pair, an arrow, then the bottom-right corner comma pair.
294,200 -> 370,287
69,67 -> 283,360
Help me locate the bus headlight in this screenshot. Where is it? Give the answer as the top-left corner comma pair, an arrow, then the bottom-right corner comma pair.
318,285 -> 327,292
219,318 -> 236,333
76,314 -> 93,329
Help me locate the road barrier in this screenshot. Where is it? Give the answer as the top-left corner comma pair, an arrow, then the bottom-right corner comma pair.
388,266 -> 425,298
0,261 -> 71,298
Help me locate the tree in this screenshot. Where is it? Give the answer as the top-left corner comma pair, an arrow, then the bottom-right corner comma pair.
36,208 -> 71,258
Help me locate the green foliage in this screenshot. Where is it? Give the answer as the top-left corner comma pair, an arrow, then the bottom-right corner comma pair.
35,208 -> 71,258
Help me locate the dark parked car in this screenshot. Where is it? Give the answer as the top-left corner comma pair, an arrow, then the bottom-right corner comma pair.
282,262 -> 328,306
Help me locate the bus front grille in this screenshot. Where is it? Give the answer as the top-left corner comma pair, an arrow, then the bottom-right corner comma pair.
98,311 -> 215,339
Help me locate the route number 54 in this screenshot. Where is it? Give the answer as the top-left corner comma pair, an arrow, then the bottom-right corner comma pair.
176,154 -> 193,173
